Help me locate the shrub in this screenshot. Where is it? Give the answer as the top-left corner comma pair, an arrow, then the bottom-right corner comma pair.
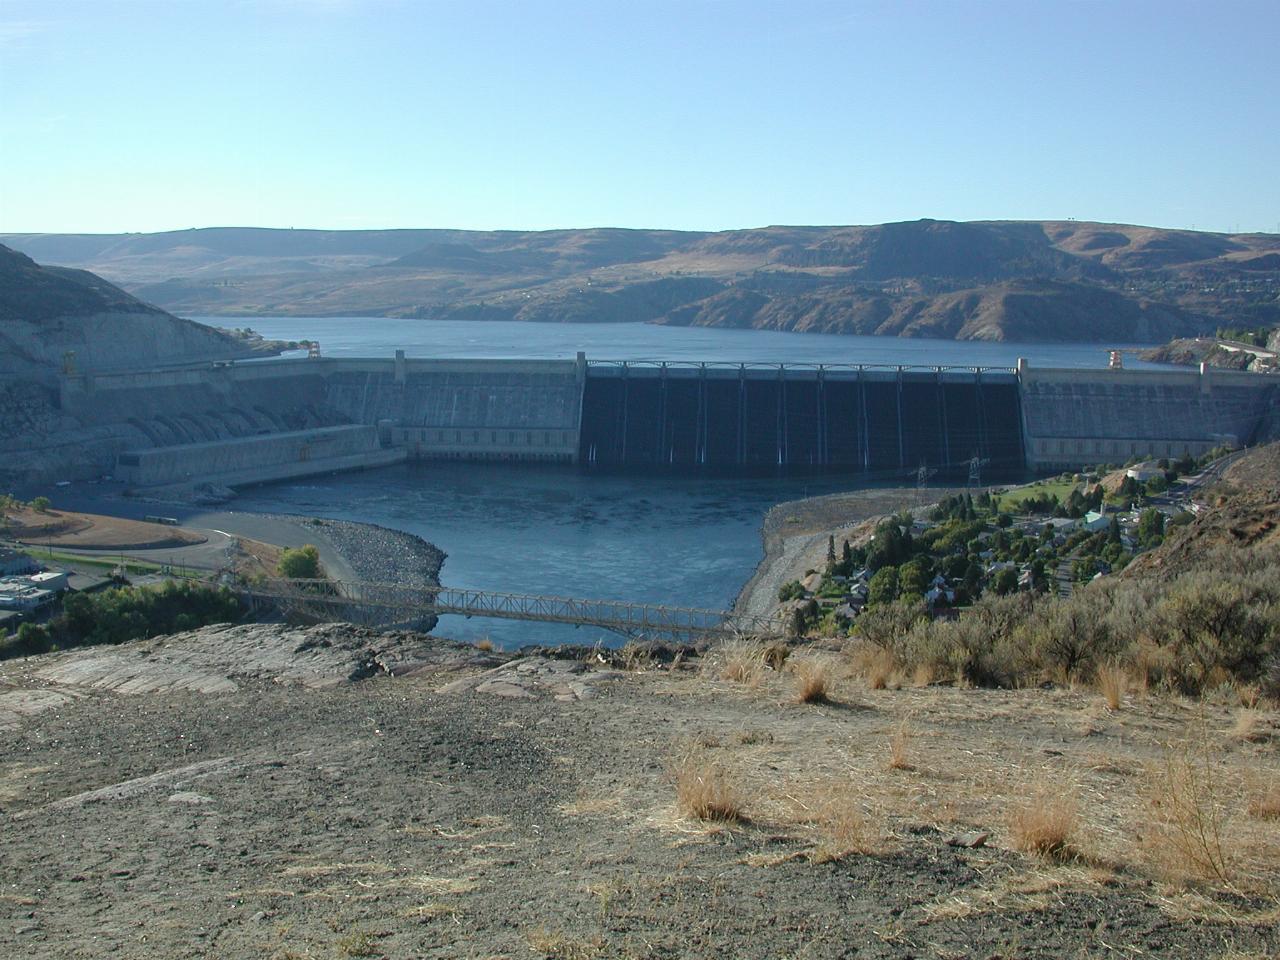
1022,591 -> 1124,682
855,597 -> 927,656
777,580 -> 805,603
1144,739 -> 1235,885
277,544 -> 322,579
0,622 -> 54,658
29,496 -> 51,514
1149,573 -> 1279,693
49,581 -> 243,653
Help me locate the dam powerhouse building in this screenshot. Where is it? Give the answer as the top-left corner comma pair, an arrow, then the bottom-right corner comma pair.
31,351 -> 1278,489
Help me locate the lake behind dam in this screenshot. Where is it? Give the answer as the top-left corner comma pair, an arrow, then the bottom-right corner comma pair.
222,319 -> 1161,646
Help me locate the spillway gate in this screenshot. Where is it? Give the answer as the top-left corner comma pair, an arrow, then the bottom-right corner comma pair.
579,361 -> 1025,474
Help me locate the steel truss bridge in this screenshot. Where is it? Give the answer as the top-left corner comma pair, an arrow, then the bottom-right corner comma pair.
238,578 -> 784,641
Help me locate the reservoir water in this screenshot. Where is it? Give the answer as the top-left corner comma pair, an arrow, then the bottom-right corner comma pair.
217,318 -> 1164,647
205,316 -> 1172,370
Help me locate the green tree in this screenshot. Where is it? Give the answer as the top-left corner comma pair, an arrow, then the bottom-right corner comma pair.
29,496 -> 51,514
868,567 -> 900,606
1137,509 -> 1165,549
898,558 -> 932,598
278,544 -> 321,579
992,567 -> 1019,595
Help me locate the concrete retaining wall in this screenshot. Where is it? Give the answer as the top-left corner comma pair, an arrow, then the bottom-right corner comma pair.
325,356 -> 584,462
1018,362 -> 1279,469
115,425 -> 392,486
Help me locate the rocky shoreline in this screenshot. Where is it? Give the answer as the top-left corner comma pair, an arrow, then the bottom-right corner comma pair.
295,516 -> 446,590
734,484 -> 969,620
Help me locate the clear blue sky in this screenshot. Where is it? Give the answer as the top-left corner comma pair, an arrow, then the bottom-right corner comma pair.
1,0 -> 1276,234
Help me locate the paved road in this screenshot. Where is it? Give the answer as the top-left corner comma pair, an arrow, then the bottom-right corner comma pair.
14,486 -> 357,580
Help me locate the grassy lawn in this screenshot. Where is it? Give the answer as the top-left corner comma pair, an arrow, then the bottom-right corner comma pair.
22,547 -> 198,578
993,477 -> 1082,512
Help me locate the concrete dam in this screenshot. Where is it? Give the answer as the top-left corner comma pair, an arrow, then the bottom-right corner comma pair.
579,363 -> 1024,472
21,351 -> 1279,489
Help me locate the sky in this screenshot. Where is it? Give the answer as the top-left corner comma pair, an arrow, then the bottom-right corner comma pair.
0,0 -> 1277,235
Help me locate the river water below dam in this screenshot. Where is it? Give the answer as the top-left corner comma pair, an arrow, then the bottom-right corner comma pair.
232,461 -> 865,647
206,319 -> 1166,646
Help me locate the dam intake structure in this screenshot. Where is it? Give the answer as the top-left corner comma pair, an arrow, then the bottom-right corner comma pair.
9,350 -> 1276,489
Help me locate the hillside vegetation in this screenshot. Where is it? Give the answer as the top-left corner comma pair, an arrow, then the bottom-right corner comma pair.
5,220 -> 1278,342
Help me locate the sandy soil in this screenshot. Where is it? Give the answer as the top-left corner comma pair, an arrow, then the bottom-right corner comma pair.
1,629 -> 1275,959
7,507 -> 204,550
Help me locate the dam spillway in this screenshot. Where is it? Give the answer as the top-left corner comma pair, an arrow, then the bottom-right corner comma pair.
578,363 -> 1024,474
18,350 -> 1277,488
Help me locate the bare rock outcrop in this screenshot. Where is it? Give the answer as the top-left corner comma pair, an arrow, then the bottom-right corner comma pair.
0,623 -> 499,720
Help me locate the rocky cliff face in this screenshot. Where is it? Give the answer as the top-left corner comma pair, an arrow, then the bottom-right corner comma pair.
657,279 -> 1201,342
0,245 -> 274,484
0,244 -> 256,382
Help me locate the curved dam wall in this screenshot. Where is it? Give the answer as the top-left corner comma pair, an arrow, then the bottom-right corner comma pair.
18,351 -> 1278,487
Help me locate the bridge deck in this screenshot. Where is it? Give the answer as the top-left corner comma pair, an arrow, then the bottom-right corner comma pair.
239,579 -> 784,640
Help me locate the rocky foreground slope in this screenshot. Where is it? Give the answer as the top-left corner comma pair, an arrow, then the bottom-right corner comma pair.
6,219 -> 1278,342
1,614 -> 1277,957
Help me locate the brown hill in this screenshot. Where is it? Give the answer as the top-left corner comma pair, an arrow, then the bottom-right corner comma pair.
0,244 -> 260,379
4,220 -> 1277,343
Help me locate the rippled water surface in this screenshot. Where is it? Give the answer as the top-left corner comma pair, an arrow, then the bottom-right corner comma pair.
233,462 -> 862,647
202,316 -> 1172,369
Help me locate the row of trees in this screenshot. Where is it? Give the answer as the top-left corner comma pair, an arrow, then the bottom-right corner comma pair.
1,581 -> 244,660
0,493 -> 51,530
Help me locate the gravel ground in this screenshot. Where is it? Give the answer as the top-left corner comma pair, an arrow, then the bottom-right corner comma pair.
294,516 -> 446,590
1,635 -> 1276,959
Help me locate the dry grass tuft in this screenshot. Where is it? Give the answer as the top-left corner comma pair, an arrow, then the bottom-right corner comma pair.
1095,661 -> 1127,711
525,927 -> 605,959
1008,787 -> 1079,861
1143,741 -> 1236,886
1229,709 -> 1271,744
887,718 -> 914,771
1236,683 -> 1262,709
761,641 -> 791,671
847,643 -> 896,690
911,661 -> 936,688
1245,776 -> 1280,822
673,753 -> 743,823
808,786 -> 872,862
714,642 -> 766,687
791,656 -> 834,704
473,636 -> 495,653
